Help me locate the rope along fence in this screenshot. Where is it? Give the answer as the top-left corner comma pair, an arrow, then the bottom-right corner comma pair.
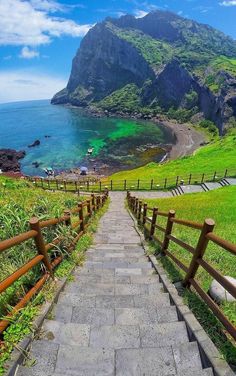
127,191 -> 236,342
25,168 -> 236,192
0,191 -> 108,334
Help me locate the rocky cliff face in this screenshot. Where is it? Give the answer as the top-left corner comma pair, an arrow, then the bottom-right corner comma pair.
52,10 -> 236,131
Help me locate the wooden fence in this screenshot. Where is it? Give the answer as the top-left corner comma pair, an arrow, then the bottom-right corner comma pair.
25,168 -> 236,192
127,191 -> 236,342
0,192 -> 108,334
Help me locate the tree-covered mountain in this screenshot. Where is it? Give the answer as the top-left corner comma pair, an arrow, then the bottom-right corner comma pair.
52,11 -> 236,133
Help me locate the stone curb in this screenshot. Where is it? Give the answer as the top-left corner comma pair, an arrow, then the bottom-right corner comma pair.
128,207 -> 235,376
4,277 -> 68,376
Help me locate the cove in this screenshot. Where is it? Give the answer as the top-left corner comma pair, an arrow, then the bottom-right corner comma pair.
0,100 -> 175,176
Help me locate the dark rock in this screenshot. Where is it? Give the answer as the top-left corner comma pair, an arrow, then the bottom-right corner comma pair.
0,149 -> 25,172
28,140 -> 40,148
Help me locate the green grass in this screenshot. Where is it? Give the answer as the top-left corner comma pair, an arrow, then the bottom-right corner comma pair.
109,133 -> 236,184
140,186 -> 236,364
142,186 -> 236,323
0,176 -> 82,318
0,177 -> 109,375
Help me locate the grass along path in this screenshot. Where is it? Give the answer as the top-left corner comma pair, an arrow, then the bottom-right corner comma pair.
142,186 -> 236,324
140,186 -> 236,365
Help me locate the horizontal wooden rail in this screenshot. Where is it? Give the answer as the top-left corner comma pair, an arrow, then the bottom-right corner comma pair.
0,191 -> 109,335
167,235 -> 195,254
170,217 -> 203,230
0,230 -> 38,253
206,232 -> 236,256
127,191 -> 236,342
0,255 -> 44,294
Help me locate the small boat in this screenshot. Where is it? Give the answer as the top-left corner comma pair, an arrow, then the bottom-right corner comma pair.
43,167 -> 54,176
87,148 -> 94,155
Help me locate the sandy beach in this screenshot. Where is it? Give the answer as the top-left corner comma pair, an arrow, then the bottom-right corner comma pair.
160,121 -> 206,160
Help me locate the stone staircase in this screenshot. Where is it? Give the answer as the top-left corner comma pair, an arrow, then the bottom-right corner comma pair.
16,192 -> 214,376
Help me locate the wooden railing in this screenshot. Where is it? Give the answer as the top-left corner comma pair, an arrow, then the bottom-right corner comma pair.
0,191 -> 108,334
25,168 -> 236,192
127,191 -> 236,342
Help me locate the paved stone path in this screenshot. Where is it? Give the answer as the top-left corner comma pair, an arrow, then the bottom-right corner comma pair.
17,192 -> 214,376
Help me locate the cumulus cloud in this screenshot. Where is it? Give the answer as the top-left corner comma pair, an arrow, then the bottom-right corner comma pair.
220,0 -> 236,5
19,47 -> 39,59
0,0 -> 92,46
0,70 -> 67,103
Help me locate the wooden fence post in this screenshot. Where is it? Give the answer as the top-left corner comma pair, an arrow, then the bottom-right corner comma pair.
164,178 -> 167,189
143,203 -> 147,225
29,217 -> 53,276
87,199 -> 92,217
151,179 -> 153,190
137,179 -> 140,190
188,174 -> 192,185
78,203 -> 84,232
110,180 -> 113,191
96,196 -> 100,210
64,210 -> 71,226
201,173 -> 205,184
162,210 -> 175,253
213,171 -> 217,181
183,219 -> 215,287
150,208 -> 158,239
176,176 -> 179,187
124,180 -> 127,190
224,169 -> 228,178
135,198 -> 139,215
91,194 -> 95,211
138,201 -> 142,222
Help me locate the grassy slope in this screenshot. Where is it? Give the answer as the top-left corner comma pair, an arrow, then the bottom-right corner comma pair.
143,186 -> 236,324
0,176 -> 80,317
142,186 -> 236,363
110,133 -> 236,182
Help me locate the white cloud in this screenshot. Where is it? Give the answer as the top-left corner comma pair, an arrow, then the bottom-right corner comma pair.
0,70 -> 67,103
134,9 -> 148,18
0,0 -> 92,47
19,47 -> 39,59
220,0 -> 236,5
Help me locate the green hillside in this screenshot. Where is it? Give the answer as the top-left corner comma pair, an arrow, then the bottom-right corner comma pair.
110,133 -> 236,183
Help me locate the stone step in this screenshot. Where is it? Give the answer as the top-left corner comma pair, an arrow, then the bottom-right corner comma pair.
133,294 -> 171,308
115,306 -> 178,325
71,274 -> 132,284
84,261 -> 152,269
140,322 -> 189,347
86,255 -> 147,262
64,282 -> 164,296
41,320 -> 90,346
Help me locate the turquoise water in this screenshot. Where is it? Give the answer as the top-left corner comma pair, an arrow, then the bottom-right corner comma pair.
0,100 -> 174,176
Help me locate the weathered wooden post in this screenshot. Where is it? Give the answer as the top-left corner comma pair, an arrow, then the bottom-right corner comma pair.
143,203 -> 147,225
91,194 -> 95,211
162,210 -> 175,253
151,179 -> 153,190
124,180 -> 127,191
224,169 -> 228,178
164,178 -> 167,189
176,176 -> 179,187
137,179 -> 140,190
87,199 -> 92,217
183,219 -> 215,287
29,218 -> 53,276
64,210 -> 71,226
110,180 -> 113,191
188,174 -> 192,185
138,201 -> 142,222
149,207 -> 158,239
78,203 -> 84,232
201,173 -> 205,184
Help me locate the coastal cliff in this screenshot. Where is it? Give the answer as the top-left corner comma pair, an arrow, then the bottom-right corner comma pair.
52,10 -> 236,133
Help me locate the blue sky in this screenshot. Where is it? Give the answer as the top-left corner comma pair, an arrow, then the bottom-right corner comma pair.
0,0 -> 236,103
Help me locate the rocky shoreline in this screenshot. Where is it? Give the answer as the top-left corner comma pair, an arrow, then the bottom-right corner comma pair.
0,149 -> 25,174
